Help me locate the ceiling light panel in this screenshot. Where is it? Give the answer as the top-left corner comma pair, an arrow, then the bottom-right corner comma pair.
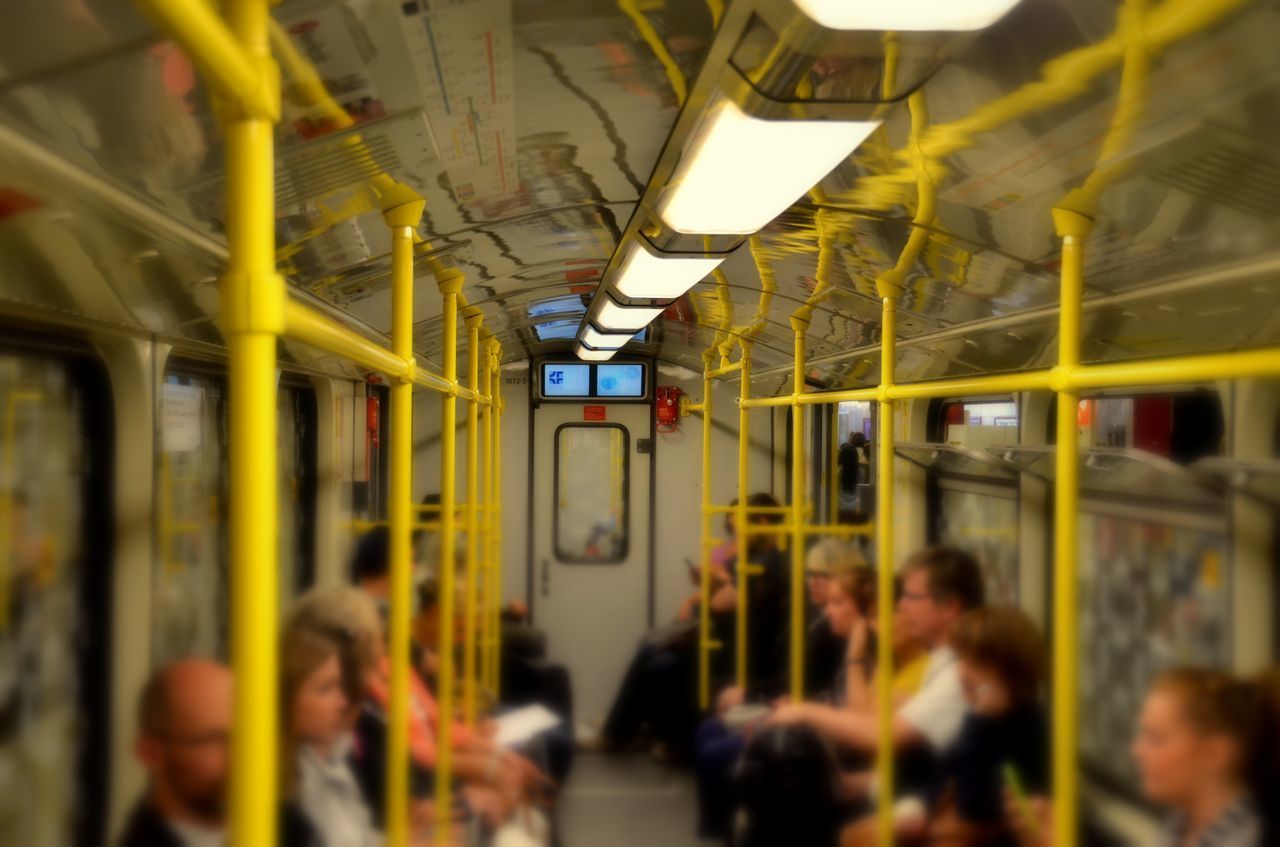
657,98 -> 878,235
612,242 -> 724,300
574,344 -> 616,361
581,326 -> 636,349
594,297 -> 663,331
793,0 -> 1024,32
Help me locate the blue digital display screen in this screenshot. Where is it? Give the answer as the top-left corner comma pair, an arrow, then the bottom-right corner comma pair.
542,363 -> 591,397
596,364 -> 645,397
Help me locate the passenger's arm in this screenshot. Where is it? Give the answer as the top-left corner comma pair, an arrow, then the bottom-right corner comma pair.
768,702 -> 922,752
844,619 -> 874,714
709,584 -> 737,613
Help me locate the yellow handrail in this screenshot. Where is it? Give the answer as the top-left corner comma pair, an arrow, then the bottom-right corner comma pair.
433,271 -> 464,843
462,312 -> 483,726
873,289 -> 899,847
698,349 -> 717,709
383,195 -> 423,847
789,318 -> 808,700
735,341 -> 752,689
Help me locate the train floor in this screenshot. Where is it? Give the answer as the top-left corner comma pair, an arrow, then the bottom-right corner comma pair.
558,753 -> 711,847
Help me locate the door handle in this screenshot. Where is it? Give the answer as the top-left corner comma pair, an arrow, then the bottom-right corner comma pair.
541,559 -> 550,598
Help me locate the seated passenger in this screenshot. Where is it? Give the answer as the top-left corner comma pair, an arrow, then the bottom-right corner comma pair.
600,492 -> 785,760
768,546 -> 984,801
290,586 -> 547,834
695,542 -> 872,841
117,659 -> 318,847
846,606 -> 1048,847
1008,666 -> 1280,847
281,620 -> 381,846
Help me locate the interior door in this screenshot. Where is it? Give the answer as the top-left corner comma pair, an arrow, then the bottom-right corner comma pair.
532,401 -> 651,729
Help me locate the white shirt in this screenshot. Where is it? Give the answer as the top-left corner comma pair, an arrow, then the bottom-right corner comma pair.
897,646 -> 965,753
297,735 -> 379,847
169,820 -> 226,847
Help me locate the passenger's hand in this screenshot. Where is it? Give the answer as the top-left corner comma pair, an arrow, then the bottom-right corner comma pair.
478,718 -> 500,739
716,685 -> 745,715
677,595 -> 697,623
1003,790 -> 1051,847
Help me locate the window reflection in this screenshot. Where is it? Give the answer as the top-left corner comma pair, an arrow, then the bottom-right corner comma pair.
0,355 -> 89,847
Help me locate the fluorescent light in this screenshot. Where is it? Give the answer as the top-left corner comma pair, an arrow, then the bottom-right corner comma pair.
581,326 -> 636,349
657,98 -> 878,234
793,0 -> 1024,31
595,297 -> 663,331
574,344 -> 616,362
613,242 -> 724,300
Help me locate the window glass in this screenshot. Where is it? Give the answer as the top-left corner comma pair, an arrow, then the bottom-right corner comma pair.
833,401 -> 873,519
1076,392 -> 1223,462
156,373 -> 227,664
279,385 -> 316,606
936,488 -> 1019,605
1079,511 -> 1229,788
555,425 -> 628,563
943,400 -> 1018,448
0,355 -> 92,846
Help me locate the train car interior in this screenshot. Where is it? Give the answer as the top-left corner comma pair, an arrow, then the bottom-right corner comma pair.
0,0 -> 1278,845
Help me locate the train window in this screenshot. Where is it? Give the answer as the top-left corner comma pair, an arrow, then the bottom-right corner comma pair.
922,398 -> 1021,604
278,383 -> 317,603
0,351 -> 109,846
832,401 -> 873,521
936,487 -> 1019,604
1050,390 -> 1225,461
1079,511 -> 1229,790
155,370 -> 228,664
942,399 -> 1019,447
554,424 -> 628,563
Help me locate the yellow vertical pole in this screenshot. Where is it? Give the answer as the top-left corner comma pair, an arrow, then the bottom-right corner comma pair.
1051,205 -> 1092,847
491,346 -> 504,696
462,312 -> 482,726
735,341 -> 752,690
789,318 -> 808,700
698,350 -> 715,709
220,2 -> 281,845
434,269 -> 465,842
383,194 -> 424,847
479,333 -> 495,699
874,286 -> 899,847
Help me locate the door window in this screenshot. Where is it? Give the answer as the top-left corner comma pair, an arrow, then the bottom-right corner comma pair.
554,425 -> 628,564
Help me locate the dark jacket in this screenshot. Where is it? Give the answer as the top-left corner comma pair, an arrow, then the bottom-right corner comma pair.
116,800 -> 321,847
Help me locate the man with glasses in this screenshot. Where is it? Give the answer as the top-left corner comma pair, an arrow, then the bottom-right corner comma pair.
118,659 -> 317,847
767,545 -> 985,804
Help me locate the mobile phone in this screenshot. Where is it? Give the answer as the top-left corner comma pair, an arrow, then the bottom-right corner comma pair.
1003,763 -> 1040,841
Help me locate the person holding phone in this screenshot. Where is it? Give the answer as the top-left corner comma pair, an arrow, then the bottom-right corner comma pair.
844,605 -> 1048,847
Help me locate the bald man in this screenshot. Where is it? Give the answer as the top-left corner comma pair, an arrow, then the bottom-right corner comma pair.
117,659 -> 232,846
117,659 -> 319,847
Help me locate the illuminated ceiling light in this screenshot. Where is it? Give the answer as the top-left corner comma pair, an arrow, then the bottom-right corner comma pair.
581,325 -> 636,349
595,296 -> 663,331
612,242 -> 724,300
793,0 -> 1024,31
657,97 -> 878,235
574,343 -> 616,362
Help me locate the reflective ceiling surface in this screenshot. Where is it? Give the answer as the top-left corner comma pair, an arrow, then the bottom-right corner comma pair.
0,0 -> 1275,392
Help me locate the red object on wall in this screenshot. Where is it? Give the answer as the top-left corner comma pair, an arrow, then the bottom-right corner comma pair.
1133,395 -> 1173,457
656,386 -> 681,433
584,405 -> 606,421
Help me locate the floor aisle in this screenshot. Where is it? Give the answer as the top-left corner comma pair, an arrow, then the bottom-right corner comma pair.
557,753 -> 709,847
